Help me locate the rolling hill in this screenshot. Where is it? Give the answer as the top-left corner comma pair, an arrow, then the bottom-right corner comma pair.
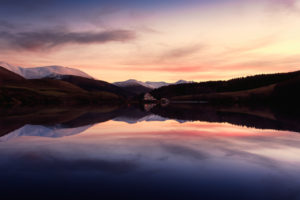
150,70 -> 300,107
0,66 -> 126,106
0,66 -> 25,84
55,75 -> 131,97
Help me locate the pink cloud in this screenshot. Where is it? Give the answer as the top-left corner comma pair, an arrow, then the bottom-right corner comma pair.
94,65 -> 207,73
123,65 -> 206,73
267,0 -> 298,9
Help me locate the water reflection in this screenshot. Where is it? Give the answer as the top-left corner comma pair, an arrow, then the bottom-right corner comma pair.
0,124 -> 92,141
0,104 -> 300,199
1,104 -> 300,139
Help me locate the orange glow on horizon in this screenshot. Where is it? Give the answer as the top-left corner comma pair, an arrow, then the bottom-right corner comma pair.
2,0 -> 300,82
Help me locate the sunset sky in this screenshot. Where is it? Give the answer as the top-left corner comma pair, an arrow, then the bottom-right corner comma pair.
1,0 -> 300,82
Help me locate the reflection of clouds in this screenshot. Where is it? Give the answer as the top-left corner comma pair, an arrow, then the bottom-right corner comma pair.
233,135 -> 300,150
1,151 -> 139,174
220,147 -> 279,170
0,124 -> 93,142
1,120 -> 300,199
161,144 -> 208,161
3,122 -> 299,171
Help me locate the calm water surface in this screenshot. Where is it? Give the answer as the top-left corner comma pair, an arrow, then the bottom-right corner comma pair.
1,110 -> 300,200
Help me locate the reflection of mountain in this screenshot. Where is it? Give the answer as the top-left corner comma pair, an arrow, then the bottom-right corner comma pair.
1,103 -> 300,141
151,104 -> 300,133
0,105 -> 166,140
0,124 -> 92,141
0,105 -> 122,138
114,114 -> 167,124
0,105 -> 174,140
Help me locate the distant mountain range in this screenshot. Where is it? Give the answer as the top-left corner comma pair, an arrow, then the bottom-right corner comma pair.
0,62 -> 192,97
2,61 -> 300,109
113,79 -> 193,94
114,79 -> 193,89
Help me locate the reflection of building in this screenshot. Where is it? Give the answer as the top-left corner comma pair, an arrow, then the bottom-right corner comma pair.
144,93 -> 157,101
144,103 -> 156,112
160,98 -> 170,106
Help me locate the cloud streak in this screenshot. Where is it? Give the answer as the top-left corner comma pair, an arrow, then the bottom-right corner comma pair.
162,144 -> 208,160
0,29 -> 136,51
106,65 -> 206,73
270,0 -> 298,8
0,20 -> 16,29
162,44 -> 204,59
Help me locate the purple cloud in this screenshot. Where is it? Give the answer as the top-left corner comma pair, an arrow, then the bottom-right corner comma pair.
0,29 -> 136,51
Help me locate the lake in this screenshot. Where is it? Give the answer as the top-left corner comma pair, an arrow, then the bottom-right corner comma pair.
0,105 -> 300,200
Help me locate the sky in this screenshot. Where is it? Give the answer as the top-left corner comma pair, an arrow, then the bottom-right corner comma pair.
1,0 -> 300,82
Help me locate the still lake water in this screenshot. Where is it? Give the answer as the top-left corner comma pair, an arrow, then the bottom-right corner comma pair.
1,106 -> 300,200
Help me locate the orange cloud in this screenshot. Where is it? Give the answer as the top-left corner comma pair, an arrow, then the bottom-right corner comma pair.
105,65 -> 207,73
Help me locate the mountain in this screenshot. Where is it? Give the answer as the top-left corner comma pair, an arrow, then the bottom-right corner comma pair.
114,79 -> 151,88
0,66 -> 125,106
114,79 -> 194,94
114,79 -> 153,95
0,61 -> 93,79
144,81 -> 170,88
175,80 -> 193,84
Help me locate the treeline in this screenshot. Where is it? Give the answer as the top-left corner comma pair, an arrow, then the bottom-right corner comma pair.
151,70 -> 300,99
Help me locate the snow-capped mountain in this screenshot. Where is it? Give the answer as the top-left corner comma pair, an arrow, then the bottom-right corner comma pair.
0,61 -> 93,79
175,80 -> 194,84
145,81 -> 170,88
114,79 -> 152,88
114,79 -> 194,89
145,80 -> 193,88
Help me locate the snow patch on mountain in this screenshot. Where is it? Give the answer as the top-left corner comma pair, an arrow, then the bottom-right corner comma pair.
145,81 -> 170,88
114,79 -> 151,88
0,61 -> 93,79
175,80 -> 193,84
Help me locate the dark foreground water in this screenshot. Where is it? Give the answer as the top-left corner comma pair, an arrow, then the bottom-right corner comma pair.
1,105 -> 300,200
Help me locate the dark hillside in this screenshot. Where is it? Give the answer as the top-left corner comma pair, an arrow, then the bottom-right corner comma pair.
0,66 -> 25,84
118,85 -> 152,95
0,68 -> 126,106
151,70 -> 300,99
53,75 -> 132,97
272,75 -> 300,107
